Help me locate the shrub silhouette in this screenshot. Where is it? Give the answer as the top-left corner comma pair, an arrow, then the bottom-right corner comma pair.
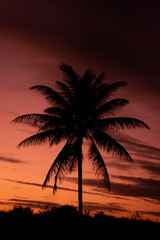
7,207 -> 33,217
41,205 -> 79,218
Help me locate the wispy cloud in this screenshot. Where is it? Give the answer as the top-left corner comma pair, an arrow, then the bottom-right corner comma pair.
4,178 -> 104,196
0,108 -> 18,116
0,156 -> 25,164
66,175 -> 160,202
111,175 -> 160,202
136,159 -> 160,177
9,198 -> 61,210
113,132 -> 160,161
83,201 -> 128,214
143,211 -> 160,218
106,132 -> 160,178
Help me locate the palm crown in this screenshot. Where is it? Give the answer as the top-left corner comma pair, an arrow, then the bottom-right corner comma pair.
12,63 -> 149,214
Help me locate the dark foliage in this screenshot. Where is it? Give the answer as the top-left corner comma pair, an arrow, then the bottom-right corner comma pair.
0,205 -> 158,225
1,206 -> 159,238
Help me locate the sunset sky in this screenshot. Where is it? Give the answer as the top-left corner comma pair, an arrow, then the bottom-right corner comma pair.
0,0 -> 160,221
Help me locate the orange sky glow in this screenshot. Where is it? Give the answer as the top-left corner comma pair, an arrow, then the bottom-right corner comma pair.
0,1 -> 160,222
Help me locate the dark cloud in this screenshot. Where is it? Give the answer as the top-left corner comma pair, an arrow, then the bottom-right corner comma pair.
111,175 -> 160,202
107,160 -> 133,171
113,132 -> 160,162
9,198 -> 61,210
4,178 -> 104,196
100,132 -> 160,178
108,158 -> 160,178
83,201 -> 127,214
0,156 -> 25,164
5,178 -> 77,192
66,177 -> 110,195
136,160 -> 160,177
143,211 -> 160,218
66,175 -> 160,202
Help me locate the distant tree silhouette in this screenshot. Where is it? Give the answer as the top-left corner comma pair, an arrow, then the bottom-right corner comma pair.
12,63 -> 149,215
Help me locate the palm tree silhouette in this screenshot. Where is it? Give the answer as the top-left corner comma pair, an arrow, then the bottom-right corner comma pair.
12,63 -> 149,215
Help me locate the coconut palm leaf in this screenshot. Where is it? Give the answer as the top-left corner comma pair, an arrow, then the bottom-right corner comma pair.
17,130 -> 54,147
107,81 -> 127,92
44,106 -> 72,119
91,81 -> 127,109
42,138 -> 74,190
30,85 -> 71,111
37,120 -> 68,132
18,128 -> 70,148
11,113 -> 62,128
92,72 -> 105,89
92,98 -> 129,118
59,63 -> 79,91
82,69 -> 95,86
88,135 -> 110,190
94,117 -> 150,131
43,136 -> 82,193
56,80 -> 76,111
92,129 -> 133,163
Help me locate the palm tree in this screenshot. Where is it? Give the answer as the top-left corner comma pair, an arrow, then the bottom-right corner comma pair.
12,63 -> 149,215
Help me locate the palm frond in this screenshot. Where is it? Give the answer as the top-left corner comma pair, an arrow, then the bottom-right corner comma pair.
92,81 -> 127,107
59,63 -> 79,89
93,98 -> 129,118
49,127 -> 73,146
92,129 -> 133,163
17,130 -> 55,148
92,83 -> 109,105
30,85 -> 70,110
94,117 -> 150,131
107,81 -> 127,93
42,136 -> 81,192
82,69 -> 96,85
56,80 -> 76,111
44,106 -> 71,118
17,128 -> 70,148
11,113 -> 56,128
92,72 -> 105,88
88,135 -> 110,190
42,138 -> 73,190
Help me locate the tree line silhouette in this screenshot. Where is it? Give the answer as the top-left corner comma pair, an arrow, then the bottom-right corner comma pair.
0,205 -> 157,223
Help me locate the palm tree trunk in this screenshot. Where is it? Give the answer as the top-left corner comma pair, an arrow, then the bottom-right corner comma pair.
78,154 -> 83,215
78,137 -> 83,215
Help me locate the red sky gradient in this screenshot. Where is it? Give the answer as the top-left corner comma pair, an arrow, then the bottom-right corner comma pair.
0,0 -> 160,221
